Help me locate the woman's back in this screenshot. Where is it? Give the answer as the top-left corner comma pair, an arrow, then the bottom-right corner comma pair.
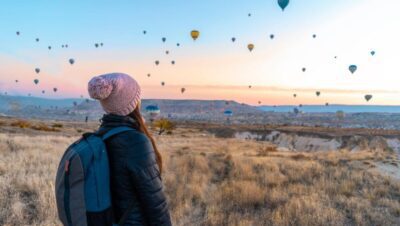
99,114 -> 171,226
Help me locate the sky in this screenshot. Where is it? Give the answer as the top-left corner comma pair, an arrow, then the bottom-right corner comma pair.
0,0 -> 400,105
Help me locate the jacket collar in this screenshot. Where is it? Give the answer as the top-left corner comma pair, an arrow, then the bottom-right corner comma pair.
100,114 -> 139,130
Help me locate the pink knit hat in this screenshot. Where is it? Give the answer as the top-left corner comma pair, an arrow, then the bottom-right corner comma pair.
88,73 -> 141,116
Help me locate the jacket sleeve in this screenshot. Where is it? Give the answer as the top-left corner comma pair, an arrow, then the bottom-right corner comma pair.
126,139 -> 172,226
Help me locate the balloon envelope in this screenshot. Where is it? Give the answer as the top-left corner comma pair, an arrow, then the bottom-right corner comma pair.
35,68 -> 40,74
316,91 -> 321,96
190,30 -> 200,40
162,37 -> 166,42
34,79 -> 39,85
224,110 -> 233,117
370,51 -> 375,56
247,44 -> 254,52
278,0 -> 290,11
349,65 -> 357,74
69,58 -> 75,65
181,88 -> 186,93
364,94 -> 373,102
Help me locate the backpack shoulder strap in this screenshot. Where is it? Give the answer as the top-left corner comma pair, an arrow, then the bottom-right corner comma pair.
101,127 -> 135,141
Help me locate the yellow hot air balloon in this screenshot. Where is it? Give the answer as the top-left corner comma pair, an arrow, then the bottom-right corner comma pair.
247,43 -> 254,52
191,30 -> 200,41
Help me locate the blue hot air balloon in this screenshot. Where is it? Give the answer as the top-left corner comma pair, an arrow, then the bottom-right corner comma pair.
349,65 -> 357,74
278,0 -> 290,11
370,50 -> 376,56
224,110 -> 233,117
145,105 -> 160,121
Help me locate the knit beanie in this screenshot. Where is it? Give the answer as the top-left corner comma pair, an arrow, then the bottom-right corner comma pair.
88,73 -> 141,116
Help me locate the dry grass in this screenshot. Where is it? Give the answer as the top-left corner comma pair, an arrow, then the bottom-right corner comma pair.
0,124 -> 399,226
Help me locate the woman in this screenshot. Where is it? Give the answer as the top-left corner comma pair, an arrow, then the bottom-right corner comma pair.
88,73 -> 172,226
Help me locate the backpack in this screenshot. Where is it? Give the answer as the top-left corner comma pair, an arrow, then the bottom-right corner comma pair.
55,127 -> 134,226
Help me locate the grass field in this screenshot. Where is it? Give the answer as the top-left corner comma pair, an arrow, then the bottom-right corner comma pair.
0,118 -> 399,226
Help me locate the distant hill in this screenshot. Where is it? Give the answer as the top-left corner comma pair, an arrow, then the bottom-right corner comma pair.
0,95 -> 83,111
259,105 -> 400,113
0,95 -> 261,121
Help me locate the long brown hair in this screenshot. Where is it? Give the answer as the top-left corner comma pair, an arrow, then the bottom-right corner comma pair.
128,105 -> 163,174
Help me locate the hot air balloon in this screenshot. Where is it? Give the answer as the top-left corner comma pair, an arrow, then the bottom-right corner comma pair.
370,51 -> 375,56
53,88 -> 58,92
191,30 -> 200,41
293,94 -> 297,98
36,38 -> 39,42
278,0 -> 290,11
143,30 -> 147,34
293,107 -> 299,114
181,88 -> 186,93
231,37 -> 236,42
42,90 -> 45,94
165,50 -> 169,55
270,34 -> 275,39
224,110 -> 233,117
248,13 -> 252,17
349,65 -> 357,74
65,44 -> 69,48
161,81 -> 165,86
95,43 -> 99,48
316,91 -> 321,96
155,60 -> 159,66
299,104 -> 303,108
336,110 -> 345,120
145,105 -> 160,121
325,102 -> 329,106
313,34 -> 317,38
62,45 -> 65,48
302,67 -> 306,72
69,58 -> 75,65
16,31 -> 20,35
334,56 -> 337,59
100,43 -> 103,47
162,37 -> 166,43
176,43 -> 180,47
48,46 -> 52,50
248,85 -> 252,88
258,101 -> 262,105
35,68 -> 40,74
247,44 -> 254,52
147,74 -> 151,77
171,60 -> 175,65
364,94 -> 373,102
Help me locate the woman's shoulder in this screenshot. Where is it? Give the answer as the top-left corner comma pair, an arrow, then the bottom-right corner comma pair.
117,129 -> 150,144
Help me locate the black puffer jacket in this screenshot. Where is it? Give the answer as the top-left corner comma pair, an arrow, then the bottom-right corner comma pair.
98,114 -> 172,226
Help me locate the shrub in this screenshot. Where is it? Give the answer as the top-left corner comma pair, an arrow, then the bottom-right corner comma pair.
10,120 -> 31,128
153,119 -> 176,135
51,123 -> 63,128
